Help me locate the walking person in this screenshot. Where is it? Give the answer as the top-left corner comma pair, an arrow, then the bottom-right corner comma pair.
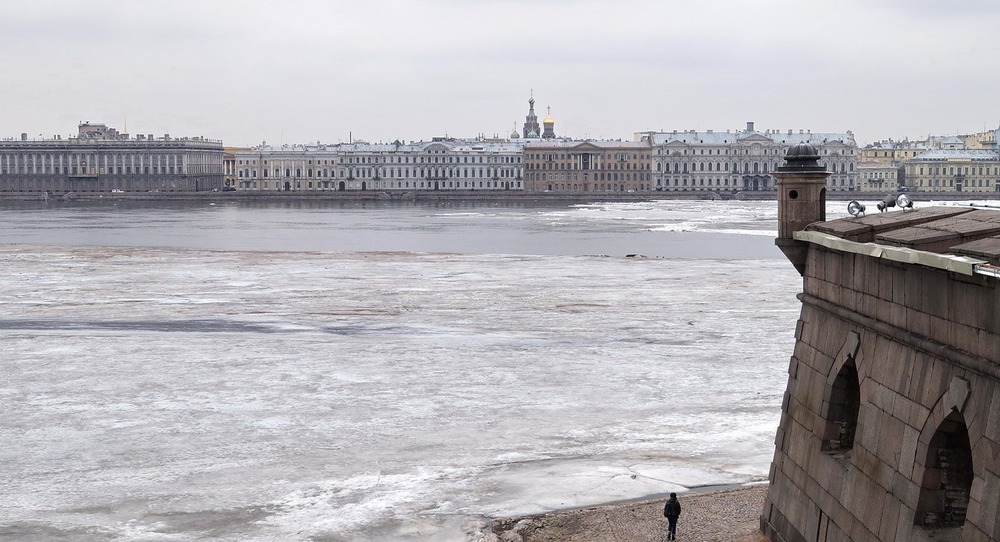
663,492 -> 681,540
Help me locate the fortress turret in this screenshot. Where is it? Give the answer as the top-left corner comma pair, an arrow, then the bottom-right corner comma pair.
773,142 -> 830,274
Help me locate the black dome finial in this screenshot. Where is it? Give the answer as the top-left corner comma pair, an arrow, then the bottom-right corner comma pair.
784,142 -> 820,165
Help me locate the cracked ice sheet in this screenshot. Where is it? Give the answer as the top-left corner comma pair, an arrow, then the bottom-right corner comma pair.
0,196 -> 817,540
0,245 -> 799,541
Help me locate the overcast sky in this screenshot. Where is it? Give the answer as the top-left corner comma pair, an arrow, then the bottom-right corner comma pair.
3,0 -> 999,147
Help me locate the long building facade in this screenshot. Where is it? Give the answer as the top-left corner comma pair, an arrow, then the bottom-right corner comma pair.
0,123 -> 224,193
233,138 -> 524,192
638,122 -> 859,192
902,150 -> 1000,193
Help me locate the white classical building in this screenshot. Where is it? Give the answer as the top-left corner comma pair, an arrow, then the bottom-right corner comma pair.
0,122 -> 224,193
636,122 -> 859,192
234,138 -> 524,192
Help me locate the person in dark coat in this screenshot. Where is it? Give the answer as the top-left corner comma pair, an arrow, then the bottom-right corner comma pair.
663,492 -> 681,540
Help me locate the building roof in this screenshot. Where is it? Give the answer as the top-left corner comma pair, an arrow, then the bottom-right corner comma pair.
804,205 -> 1000,268
241,139 -> 525,154
857,161 -> 898,169
863,140 -> 932,151
646,128 -> 855,147
523,139 -> 650,150
909,149 -> 1000,161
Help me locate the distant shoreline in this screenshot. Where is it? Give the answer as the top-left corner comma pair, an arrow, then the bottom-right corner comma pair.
2,190 -> 994,204
487,483 -> 769,542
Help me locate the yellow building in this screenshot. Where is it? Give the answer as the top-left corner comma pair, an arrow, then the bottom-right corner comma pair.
859,141 -> 932,165
903,150 -> 1000,193
857,162 -> 900,192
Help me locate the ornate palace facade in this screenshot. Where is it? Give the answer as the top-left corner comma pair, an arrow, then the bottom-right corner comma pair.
638,122 -> 859,192
0,122 -> 224,193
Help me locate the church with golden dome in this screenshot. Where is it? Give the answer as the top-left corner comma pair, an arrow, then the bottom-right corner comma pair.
521,92 -> 555,139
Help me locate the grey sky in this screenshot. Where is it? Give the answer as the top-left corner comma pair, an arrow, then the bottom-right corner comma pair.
3,0 -> 999,146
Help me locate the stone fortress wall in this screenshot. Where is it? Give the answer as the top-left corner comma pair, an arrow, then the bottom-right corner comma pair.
762,144 -> 1000,541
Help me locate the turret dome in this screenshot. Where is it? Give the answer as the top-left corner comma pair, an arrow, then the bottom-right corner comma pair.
784,142 -> 819,164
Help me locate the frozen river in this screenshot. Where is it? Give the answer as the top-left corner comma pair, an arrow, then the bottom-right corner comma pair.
1,198 -> 810,541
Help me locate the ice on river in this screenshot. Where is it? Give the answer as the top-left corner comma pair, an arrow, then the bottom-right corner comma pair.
0,199 -> 804,541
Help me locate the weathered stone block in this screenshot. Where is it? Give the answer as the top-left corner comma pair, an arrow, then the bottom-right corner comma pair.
873,453 -> 897,491
857,405 -> 883,454
892,346 -> 914,399
890,265 -> 906,305
905,307 -> 931,337
902,266 -> 924,311
871,382 -> 896,415
921,270 -> 950,316
888,300 -> 907,330
849,515 -> 873,542
862,486 -> 886,534
976,472 -> 1000,534
985,389 -> 1000,438
892,471 -> 918,505
878,496 -> 900,542
898,425 -> 919,479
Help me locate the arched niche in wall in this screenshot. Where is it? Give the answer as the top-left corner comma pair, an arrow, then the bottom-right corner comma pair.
821,331 -> 862,456
821,357 -> 860,454
914,408 -> 973,531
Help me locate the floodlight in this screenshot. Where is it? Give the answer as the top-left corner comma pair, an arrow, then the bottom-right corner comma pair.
847,201 -> 866,217
877,194 -> 896,212
896,193 -> 913,211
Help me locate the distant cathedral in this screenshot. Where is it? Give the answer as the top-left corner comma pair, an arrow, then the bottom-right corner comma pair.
521,93 -> 555,139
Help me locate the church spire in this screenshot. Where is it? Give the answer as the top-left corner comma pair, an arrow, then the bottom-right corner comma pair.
522,91 -> 540,139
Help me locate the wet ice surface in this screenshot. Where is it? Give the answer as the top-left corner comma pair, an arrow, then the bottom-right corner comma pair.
0,199 -> 804,541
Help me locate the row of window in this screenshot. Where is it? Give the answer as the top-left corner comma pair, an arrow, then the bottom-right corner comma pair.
655,161 -> 855,174
528,172 -> 651,182
238,167 -> 521,179
0,166 -> 205,175
527,161 -> 648,171
243,180 -> 521,190
914,166 -> 1000,176
916,178 -> 1000,188
237,155 -> 521,166
526,152 -> 647,160
1,154 -> 187,171
656,146 -> 855,156
653,177 -> 855,188
544,183 -> 650,192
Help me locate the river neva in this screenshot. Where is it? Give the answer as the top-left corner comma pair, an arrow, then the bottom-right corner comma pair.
1,198 -> 806,541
